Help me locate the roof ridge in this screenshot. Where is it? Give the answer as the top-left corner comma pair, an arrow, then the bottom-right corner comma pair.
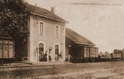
25,3 -> 51,13
25,3 -> 67,23
66,28 -> 95,46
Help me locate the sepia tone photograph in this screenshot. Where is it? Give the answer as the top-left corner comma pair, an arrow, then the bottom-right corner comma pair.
0,0 -> 124,79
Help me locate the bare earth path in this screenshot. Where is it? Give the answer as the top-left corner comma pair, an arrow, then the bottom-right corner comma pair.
26,61 -> 124,79
28,68 -> 124,79
1,61 -> 124,79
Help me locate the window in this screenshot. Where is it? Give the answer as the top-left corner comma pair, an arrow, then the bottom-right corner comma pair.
86,47 -> 89,57
90,48 -> 94,55
55,45 -> 59,55
39,43 -> 44,61
55,26 -> 59,38
0,39 -> 14,58
0,45 -> 2,58
55,44 -> 59,61
39,22 -> 44,35
39,43 -> 44,54
3,44 -> 8,58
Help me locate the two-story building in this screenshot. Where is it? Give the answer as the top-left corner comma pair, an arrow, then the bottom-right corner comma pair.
20,4 -> 67,62
0,3 -> 99,63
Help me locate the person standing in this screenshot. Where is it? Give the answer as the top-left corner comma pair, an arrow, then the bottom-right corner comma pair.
49,48 -> 52,61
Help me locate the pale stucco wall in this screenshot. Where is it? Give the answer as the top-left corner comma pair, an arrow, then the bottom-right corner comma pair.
28,14 -> 65,62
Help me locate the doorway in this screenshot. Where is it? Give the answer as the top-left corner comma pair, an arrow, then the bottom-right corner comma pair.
39,43 -> 44,61
55,44 -> 59,61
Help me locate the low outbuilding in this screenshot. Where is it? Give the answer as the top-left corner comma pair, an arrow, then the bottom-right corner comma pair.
65,28 -> 98,62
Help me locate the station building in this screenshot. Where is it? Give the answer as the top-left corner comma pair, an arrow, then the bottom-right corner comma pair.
0,3 -> 98,63
24,4 -> 67,62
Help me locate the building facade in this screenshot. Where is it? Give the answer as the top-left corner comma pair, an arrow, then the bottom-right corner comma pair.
112,49 -> 123,59
24,4 -> 66,62
65,28 -> 98,62
1,3 -> 100,63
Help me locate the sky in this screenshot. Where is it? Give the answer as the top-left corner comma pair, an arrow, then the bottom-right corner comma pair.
26,0 -> 124,53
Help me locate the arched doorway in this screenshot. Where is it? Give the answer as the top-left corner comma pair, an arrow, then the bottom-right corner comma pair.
55,44 -> 59,61
39,43 -> 44,61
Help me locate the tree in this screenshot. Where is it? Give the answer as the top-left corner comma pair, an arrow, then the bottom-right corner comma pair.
0,0 -> 29,59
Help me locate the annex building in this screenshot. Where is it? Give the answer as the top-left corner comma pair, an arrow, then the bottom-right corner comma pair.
66,28 -> 98,62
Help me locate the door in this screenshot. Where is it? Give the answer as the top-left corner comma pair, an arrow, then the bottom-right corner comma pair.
55,44 -> 59,61
39,43 -> 44,61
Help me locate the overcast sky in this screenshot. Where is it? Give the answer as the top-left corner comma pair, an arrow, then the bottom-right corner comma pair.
26,0 -> 124,53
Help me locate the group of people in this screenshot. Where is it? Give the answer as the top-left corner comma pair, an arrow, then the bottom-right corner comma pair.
39,53 -> 47,61
55,53 -> 63,61
39,52 -> 63,62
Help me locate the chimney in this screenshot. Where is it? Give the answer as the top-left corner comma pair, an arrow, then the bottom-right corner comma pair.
51,7 -> 55,13
35,3 -> 37,6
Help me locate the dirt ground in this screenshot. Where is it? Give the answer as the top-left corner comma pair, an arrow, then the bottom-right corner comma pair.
1,61 -> 124,79
28,61 -> 124,79
30,68 -> 124,79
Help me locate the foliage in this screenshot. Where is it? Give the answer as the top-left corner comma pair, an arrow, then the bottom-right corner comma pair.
0,0 -> 29,40
0,0 -> 29,58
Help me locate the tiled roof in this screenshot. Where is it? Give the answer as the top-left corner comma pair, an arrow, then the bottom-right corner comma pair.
66,28 -> 95,46
25,4 -> 67,23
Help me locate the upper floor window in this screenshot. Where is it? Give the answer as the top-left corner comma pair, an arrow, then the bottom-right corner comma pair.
55,26 -> 59,38
39,22 -> 44,35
